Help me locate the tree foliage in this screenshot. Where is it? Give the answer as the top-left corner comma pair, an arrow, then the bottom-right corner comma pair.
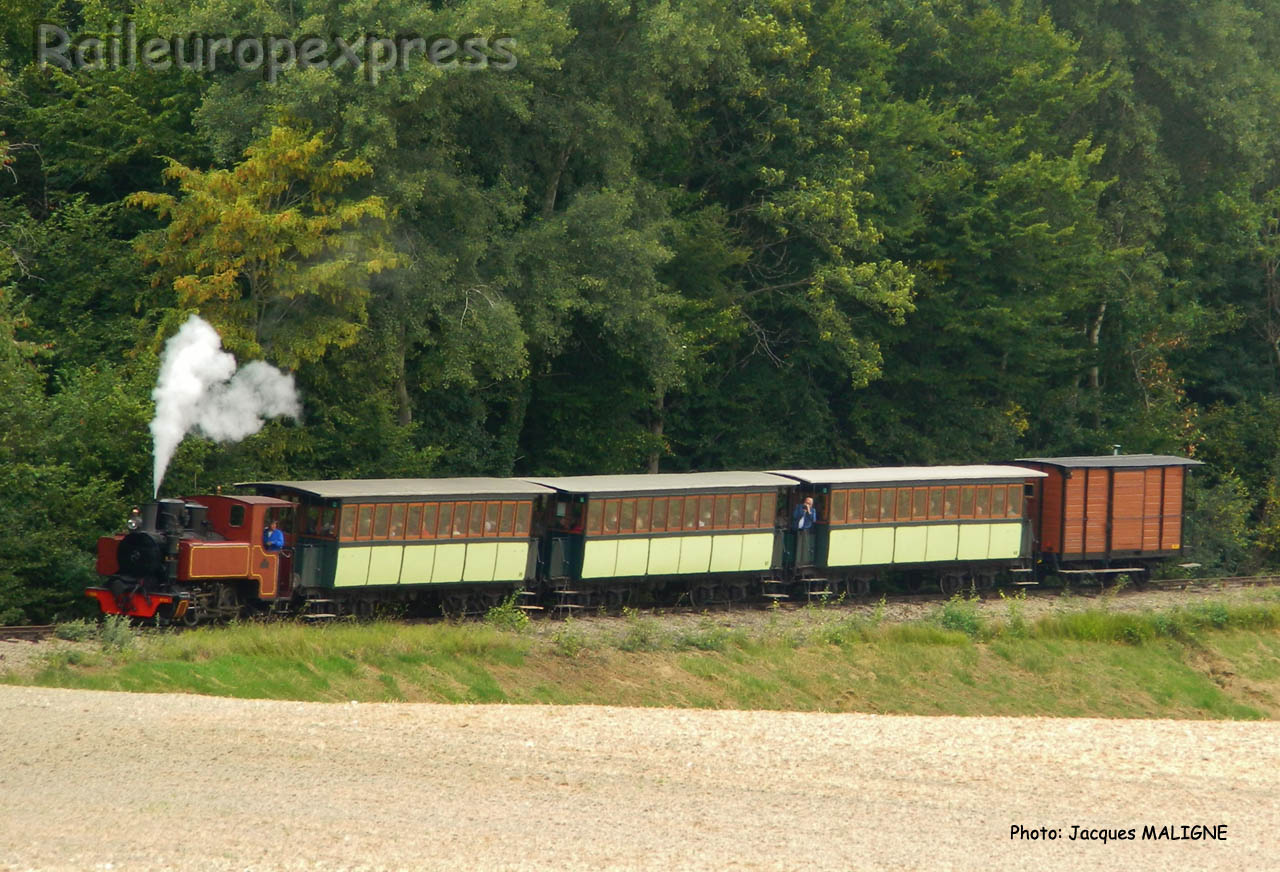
6,0 -> 1280,618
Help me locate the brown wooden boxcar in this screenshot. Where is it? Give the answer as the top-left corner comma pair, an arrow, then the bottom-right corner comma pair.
1013,455 -> 1202,566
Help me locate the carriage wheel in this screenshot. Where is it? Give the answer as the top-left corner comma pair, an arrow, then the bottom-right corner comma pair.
605,587 -> 630,611
938,574 -> 962,597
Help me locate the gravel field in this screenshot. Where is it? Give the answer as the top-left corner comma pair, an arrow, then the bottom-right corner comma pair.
1,684 -> 1278,872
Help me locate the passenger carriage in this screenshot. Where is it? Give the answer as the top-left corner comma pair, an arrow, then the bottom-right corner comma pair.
770,466 -> 1049,596
243,478 -> 554,615
524,472 -> 793,609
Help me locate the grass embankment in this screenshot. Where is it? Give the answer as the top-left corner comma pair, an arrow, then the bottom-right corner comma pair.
8,593 -> 1280,719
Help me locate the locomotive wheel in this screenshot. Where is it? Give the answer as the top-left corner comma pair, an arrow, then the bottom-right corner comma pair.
215,586 -> 242,621
938,574 -> 962,597
852,578 -> 871,597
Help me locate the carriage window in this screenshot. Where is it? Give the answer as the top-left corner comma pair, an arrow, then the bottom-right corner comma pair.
848,490 -> 863,523
714,494 -> 730,528
881,489 -> 896,522
678,496 -> 695,530
651,497 -> 669,531
894,488 -> 911,521
944,487 -> 959,519
515,502 -> 532,536
451,503 -> 469,538
674,496 -> 691,530
389,504 -> 407,538
928,488 -> 944,519
991,485 -> 1006,517
499,502 -> 516,536
469,502 -> 486,537
485,502 -> 500,535
228,505 -> 245,527
303,505 -> 321,535
671,497 -> 687,530
422,504 -> 438,539
635,498 -> 652,533
358,505 -> 374,539
1007,485 -> 1023,517
436,502 -> 453,538
829,490 -> 846,525
863,489 -> 880,523
913,488 -> 928,520
603,499 -> 621,534
699,495 -> 715,529
960,486 -> 975,517
975,486 -> 990,518
406,504 -> 422,539
373,504 -> 391,539
619,499 -> 636,533
586,500 -> 603,534
729,494 -> 745,528
340,505 -> 358,539
762,492 -> 778,526
744,494 -> 761,527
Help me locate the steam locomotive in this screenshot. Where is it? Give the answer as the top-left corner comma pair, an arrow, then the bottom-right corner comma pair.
87,455 -> 1202,623
88,494 -> 294,624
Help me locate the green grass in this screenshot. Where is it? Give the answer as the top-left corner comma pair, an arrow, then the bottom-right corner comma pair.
9,598 -> 1280,719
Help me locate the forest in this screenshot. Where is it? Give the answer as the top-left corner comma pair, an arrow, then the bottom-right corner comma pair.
2,0 -> 1279,621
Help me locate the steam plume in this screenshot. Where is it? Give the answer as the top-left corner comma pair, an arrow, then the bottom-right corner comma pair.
151,315 -> 301,495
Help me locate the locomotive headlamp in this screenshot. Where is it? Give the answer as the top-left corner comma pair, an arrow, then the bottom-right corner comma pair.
126,508 -> 142,531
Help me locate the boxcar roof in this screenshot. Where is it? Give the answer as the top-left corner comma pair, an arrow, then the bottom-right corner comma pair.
239,478 -> 556,499
1014,454 -> 1203,469
526,471 -> 792,494
772,466 -> 1047,485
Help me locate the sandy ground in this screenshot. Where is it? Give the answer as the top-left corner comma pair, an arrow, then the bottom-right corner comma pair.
1,684 -> 1277,872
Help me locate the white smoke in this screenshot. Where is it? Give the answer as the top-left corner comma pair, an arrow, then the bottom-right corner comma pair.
151,315 -> 301,495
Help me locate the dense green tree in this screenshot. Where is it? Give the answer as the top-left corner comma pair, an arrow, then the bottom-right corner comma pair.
7,0 -> 1280,621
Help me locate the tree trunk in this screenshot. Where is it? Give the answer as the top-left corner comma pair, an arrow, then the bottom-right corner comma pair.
648,390 -> 664,474
542,143 -> 573,219
395,333 -> 412,427
1087,300 -> 1106,389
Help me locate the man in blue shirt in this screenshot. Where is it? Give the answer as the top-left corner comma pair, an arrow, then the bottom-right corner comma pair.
792,497 -> 817,530
263,519 -> 285,551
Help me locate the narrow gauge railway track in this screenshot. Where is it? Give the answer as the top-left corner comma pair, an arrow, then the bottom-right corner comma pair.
531,572 -> 1280,619
189,573 -> 1280,623
503,572 -> 1280,623
0,625 -> 55,642
8,574 -> 1275,637
1146,574 -> 1280,591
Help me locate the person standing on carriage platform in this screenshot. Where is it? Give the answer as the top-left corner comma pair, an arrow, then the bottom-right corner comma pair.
792,496 -> 817,566
792,497 -> 817,531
